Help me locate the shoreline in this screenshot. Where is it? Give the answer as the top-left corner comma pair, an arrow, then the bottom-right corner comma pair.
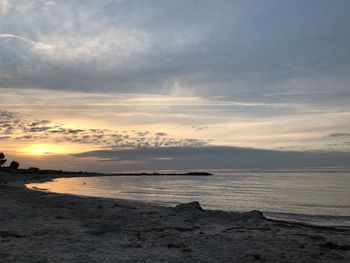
24,172 -> 350,229
25,177 -> 350,229
1,172 -> 350,262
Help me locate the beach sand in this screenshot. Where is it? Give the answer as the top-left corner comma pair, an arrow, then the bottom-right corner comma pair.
0,172 -> 349,262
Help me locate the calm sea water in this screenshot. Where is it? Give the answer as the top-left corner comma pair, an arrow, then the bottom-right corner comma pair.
26,172 -> 350,227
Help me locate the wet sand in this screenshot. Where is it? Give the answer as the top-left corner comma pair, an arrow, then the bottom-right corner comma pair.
0,172 -> 349,262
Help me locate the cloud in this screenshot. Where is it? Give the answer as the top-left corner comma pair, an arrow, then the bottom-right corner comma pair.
329,133 -> 350,138
155,132 -> 167,137
72,146 -> 350,171
192,125 -> 208,131
2,85 -> 350,152
0,110 -> 15,119
0,0 -> 349,101
0,34 -> 54,51
0,110 -> 208,149
0,110 -> 22,135
0,0 -> 8,16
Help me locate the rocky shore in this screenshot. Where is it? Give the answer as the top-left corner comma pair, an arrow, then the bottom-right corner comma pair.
0,172 -> 349,262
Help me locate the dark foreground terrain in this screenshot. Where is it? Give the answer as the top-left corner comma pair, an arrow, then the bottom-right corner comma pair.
0,172 -> 349,262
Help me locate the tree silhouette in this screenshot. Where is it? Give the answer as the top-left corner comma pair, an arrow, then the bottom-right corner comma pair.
0,152 -> 7,167
9,161 -> 19,170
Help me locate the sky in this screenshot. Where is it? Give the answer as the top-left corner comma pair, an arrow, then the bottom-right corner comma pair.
1,0 -> 350,172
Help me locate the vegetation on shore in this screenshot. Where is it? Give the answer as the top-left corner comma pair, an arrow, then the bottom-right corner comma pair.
0,152 -> 20,170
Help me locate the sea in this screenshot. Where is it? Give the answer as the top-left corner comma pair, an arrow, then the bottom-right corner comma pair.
26,172 -> 350,227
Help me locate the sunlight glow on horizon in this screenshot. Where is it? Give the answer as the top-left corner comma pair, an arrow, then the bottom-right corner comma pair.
18,144 -> 87,156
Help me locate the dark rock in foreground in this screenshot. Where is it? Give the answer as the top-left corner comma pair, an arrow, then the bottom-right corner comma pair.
174,201 -> 204,212
243,210 -> 265,220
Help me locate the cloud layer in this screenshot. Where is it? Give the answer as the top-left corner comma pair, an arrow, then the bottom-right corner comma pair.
1,0 -> 350,101
0,110 -> 207,149
73,147 -> 350,171
2,107 -> 350,172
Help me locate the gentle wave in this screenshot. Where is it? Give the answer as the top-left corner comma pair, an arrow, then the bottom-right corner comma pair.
264,211 -> 350,227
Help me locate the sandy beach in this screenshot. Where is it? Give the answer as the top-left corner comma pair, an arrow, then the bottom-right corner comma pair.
0,172 -> 349,263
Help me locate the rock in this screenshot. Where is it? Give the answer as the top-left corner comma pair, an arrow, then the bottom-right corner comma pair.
174,201 -> 203,212
243,210 -> 265,220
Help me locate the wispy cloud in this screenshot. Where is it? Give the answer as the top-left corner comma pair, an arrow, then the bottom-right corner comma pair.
329,133 -> 350,138
0,33 -> 54,51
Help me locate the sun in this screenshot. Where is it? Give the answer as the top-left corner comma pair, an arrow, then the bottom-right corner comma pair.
19,144 -> 71,156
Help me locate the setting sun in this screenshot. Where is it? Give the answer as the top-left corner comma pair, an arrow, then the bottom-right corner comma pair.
19,144 -> 79,156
